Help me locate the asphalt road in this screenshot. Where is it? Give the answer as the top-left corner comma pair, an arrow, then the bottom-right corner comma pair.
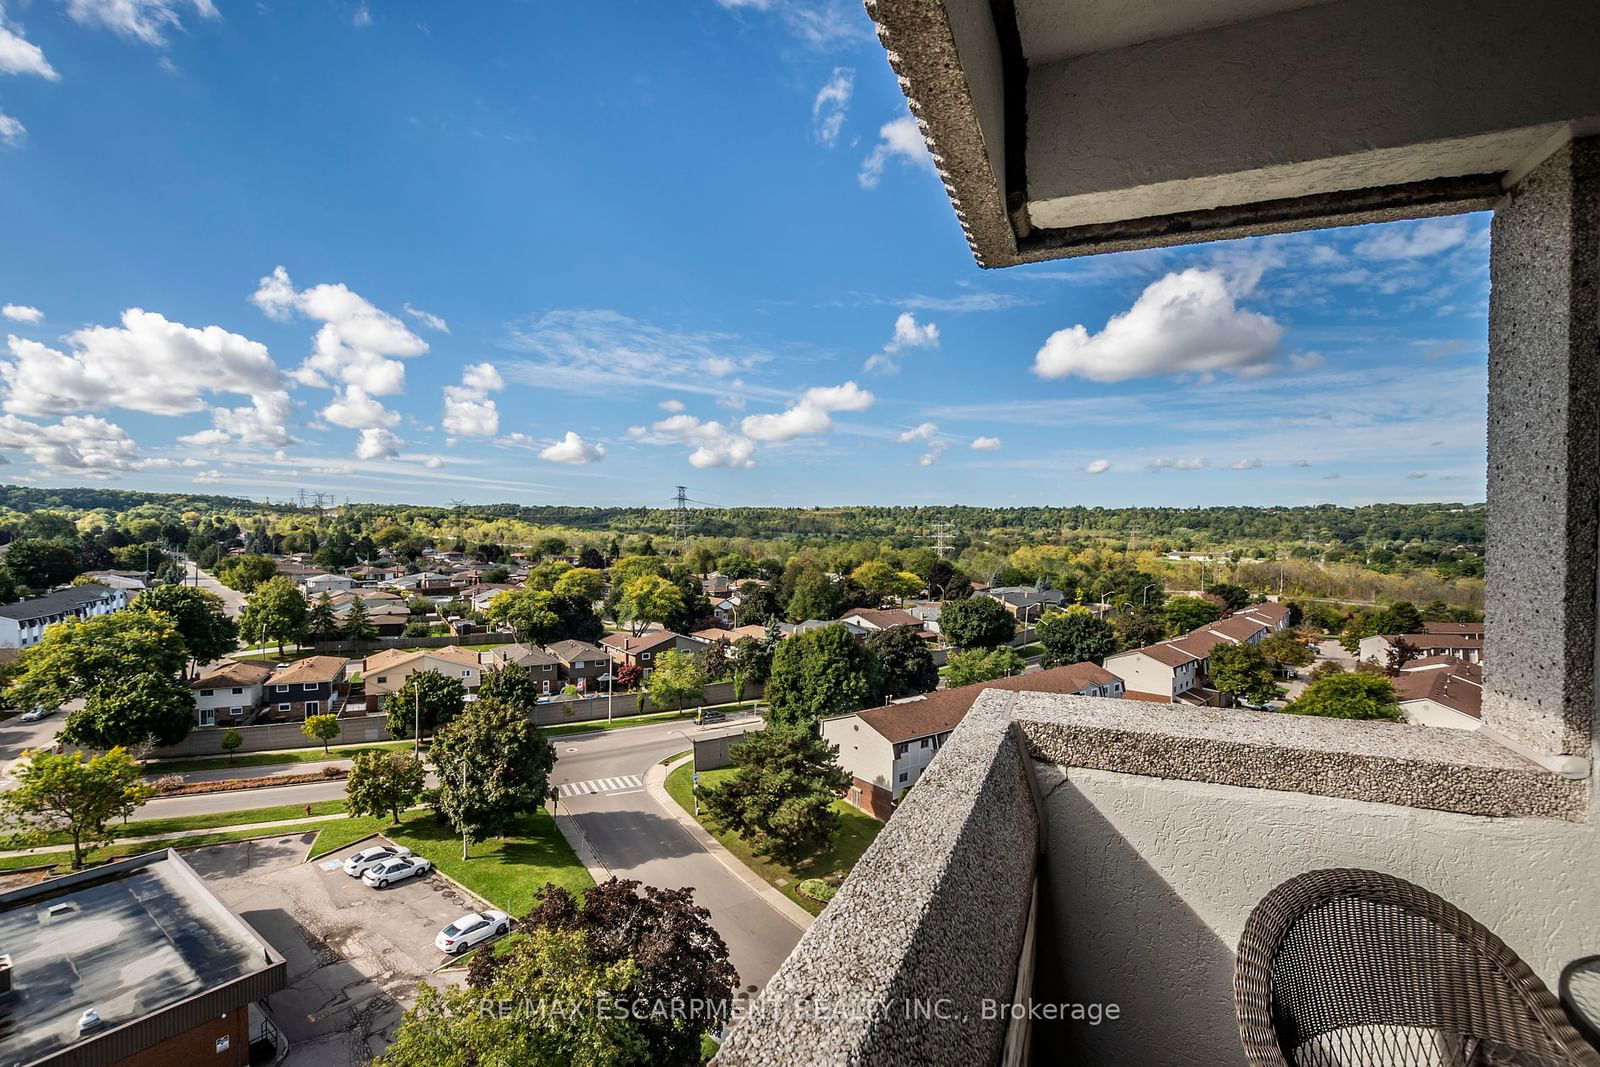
187,561 -> 247,618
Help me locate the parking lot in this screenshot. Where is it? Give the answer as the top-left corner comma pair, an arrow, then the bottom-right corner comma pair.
188,834 -> 483,1066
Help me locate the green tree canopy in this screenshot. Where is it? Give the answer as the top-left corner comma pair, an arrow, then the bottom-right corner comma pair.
1260,631 -> 1315,671
552,567 -> 605,603
346,749 -> 426,824
477,663 -> 539,715
239,576 -> 309,654
784,569 -> 842,623
1036,607 -> 1117,667
1206,583 -> 1252,612
430,696 -> 557,848
863,625 -> 938,698
2,747 -> 153,868
617,574 -> 685,636
765,623 -> 883,727
1207,642 -> 1283,706
1284,672 -> 1403,721
65,672 -> 196,749
938,595 -> 1016,650
342,594 -> 377,642
307,592 -> 340,642
10,610 -> 188,711
944,646 -> 1026,688
135,584 -> 238,666
384,668 -> 467,740
301,713 -> 341,753
702,725 -> 851,865
4,538 -> 82,589
215,553 -> 277,593
1162,596 -> 1221,637
648,648 -> 706,710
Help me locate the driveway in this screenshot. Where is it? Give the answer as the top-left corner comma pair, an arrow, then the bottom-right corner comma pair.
190,834 -> 479,1066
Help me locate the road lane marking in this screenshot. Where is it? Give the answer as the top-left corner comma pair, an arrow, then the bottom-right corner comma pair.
557,774 -> 644,797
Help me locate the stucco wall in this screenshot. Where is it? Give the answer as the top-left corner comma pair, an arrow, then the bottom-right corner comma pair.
1033,765 -> 1600,1066
821,714 -> 897,792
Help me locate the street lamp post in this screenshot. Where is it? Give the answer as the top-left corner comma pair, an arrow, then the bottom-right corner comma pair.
672,728 -> 699,815
413,685 -> 421,755
1141,583 -> 1158,606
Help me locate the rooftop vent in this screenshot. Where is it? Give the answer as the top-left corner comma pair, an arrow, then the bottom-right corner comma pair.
44,902 -> 73,919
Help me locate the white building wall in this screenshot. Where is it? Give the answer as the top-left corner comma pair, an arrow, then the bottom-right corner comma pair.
1103,652 -> 1177,698
1358,635 -> 1393,662
820,715 -> 897,792
1036,765 -> 1600,1066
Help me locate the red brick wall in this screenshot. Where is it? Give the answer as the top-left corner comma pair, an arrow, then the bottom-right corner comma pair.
120,1005 -> 250,1067
846,777 -> 896,821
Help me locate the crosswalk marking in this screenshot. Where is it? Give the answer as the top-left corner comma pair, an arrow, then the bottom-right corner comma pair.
557,774 -> 643,798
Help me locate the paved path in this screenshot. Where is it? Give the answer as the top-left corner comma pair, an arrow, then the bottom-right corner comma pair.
187,561 -> 247,618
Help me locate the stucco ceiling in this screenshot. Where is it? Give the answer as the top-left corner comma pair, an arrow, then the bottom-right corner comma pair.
1014,0 -> 1336,63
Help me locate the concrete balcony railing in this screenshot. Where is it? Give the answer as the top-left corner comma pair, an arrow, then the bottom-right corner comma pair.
713,691 -> 1596,1067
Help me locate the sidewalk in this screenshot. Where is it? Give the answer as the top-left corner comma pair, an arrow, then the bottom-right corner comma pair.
646,756 -> 813,932
0,811 -> 351,860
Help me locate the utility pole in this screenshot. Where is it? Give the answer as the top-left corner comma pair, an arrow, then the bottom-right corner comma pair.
672,486 -> 690,557
925,520 -> 955,558
460,760 -> 469,861
414,685 -> 421,755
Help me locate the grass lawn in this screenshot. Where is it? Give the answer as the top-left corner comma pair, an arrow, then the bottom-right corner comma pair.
0,816 -> 361,875
1013,642 -> 1045,659
541,708 -> 697,736
146,740 -> 416,775
36,799 -> 351,845
664,764 -> 881,916
309,807 -> 592,914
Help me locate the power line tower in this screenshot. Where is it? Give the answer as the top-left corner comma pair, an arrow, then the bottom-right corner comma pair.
926,520 -> 955,558
671,486 -> 690,557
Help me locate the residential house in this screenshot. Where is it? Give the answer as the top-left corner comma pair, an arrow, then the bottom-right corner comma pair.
1392,658 -> 1484,731
381,571 -> 459,596
482,643 -> 563,695
907,601 -> 942,634
347,562 -> 405,584
461,582 -> 518,613
1104,614 -> 1270,704
1235,601 -> 1292,632
836,607 -> 926,633
712,594 -> 742,627
362,646 -> 484,701
822,663 -> 1124,820
980,586 -> 1067,623
302,572 -> 354,596
546,639 -> 612,691
190,661 -> 272,728
262,656 -> 349,721
600,630 -> 708,678
79,569 -> 149,592
272,560 -> 323,582
0,583 -> 127,649
1422,620 -> 1486,641
1358,632 -> 1485,665
785,618 -> 872,639
690,624 -> 770,645
701,572 -> 736,599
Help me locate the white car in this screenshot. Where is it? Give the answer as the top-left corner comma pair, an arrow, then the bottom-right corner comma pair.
361,855 -> 432,888
342,845 -> 413,878
435,910 -> 512,955
17,706 -> 53,723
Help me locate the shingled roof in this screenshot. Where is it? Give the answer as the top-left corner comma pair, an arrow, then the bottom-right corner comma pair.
850,663 -> 1119,744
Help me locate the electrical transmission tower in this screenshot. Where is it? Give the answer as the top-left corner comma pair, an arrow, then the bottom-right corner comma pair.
672,486 -> 690,556
926,520 -> 955,558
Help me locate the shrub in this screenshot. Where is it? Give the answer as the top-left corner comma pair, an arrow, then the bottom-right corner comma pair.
797,879 -> 837,902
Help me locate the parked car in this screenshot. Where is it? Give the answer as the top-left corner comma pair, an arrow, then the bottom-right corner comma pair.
343,844 -> 413,878
361,855 -> 432,888
17,706 -> 53,723
435,910 -> 512,955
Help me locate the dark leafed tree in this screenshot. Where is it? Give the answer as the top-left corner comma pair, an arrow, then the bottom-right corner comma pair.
937,595 -> 1016,650
384,669 -> 466,740
701,725 -> 851,865
765,623 -> 883,727
429,696 -> 556,852
342,594 -> 378,642
864,624 -> 938,698
1036,607 -> 1117,667
135,584 -> 238,669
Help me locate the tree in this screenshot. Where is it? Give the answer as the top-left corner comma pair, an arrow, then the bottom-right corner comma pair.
64,672 -> 197,749
1,747 -> 152,869
134,585 -> 238,667
944,646 -> 1026,687
784,569 -> 842,622
472,878 -> 737,1066
648,649 -> 706,711
477,663 -> 539,715
702,725 -> 850,865
221,728 -> 243,763
215,553 -> 277,593
552,567 -> 605,603
430,697 -> 557,852
731,627 -> 778,687
765,623 -> 883,727
695,638 -> 733,681
732,581 -> 781,626
239,576 -> 309,654
1285,672 -> 1403,721
1368,601 -> 1426,637
1304,602 -> 1347,633
302,713 -> 341,753
1207,642 -> 1282,706
1036,606 -> 1116,667
307,592 -> 340,642
1112,605 -> 1166,650
1163,595 -> 1221,636
617,574 -> 685,636
1207,583 -> 1252,612
485,588 -> 558,643
938,595 -> 1015,650
864,625 -> 937,697
1339,613 -> 1375,655
346,749 -> 426,824
926,558 -> 972,600
577,545 -> 606,570
1384,637 -> 1420,675
851,560 -> 920,606
385,669 -> 467,740
1309,659 -> 1346,681
615,662 -> 643,691
1260,631 -> 1315,673
377,929 -> 646,1067
4,538 -> 82,589
9,610 -> 187,711
343,595 -> 378,642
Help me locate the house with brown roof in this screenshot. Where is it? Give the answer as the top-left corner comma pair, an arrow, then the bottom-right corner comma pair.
483,643 -> 563,695
1393,659 -> 1483,731
190,661 -> 273,728
362,646 -> 484,700
1358,632 -> 1484,665
546,639 -> 612,691
1104,642 -> 1203,702
1235,601 -> 1291,631
836,608 -> 925,633
1421,620 -> 1486,640
600,630 -> 707,679
821,663 -> 1123,819
690,624 -> 771,645
262,656 -> 350,721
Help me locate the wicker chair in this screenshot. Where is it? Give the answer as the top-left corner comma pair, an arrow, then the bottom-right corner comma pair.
1235,869 -> 1600,1067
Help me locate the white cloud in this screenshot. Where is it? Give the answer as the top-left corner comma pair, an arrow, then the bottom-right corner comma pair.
741,380 -> 874,442
0,413 -> 145,474
970,436 -> 1001,451
355,427 -> 402,461
1230,457 -> 1262,470
251,265 -> 427,396
422,455 -> 444,470
441,361 -> 503,437
859,114 -> 934,189
1354,218 -> 1468,261
353,2 -> 372,27
539,430 -> 605,465
0,110 -> 23,146
634,414 -> 755,469
1289,351 -> 1325,371
658,398 -> 685,412
193,468 -> 223,483
322,384 -> 398,430
66,0 -> 219,47
3,308 -> 293,447
897,422 -> 938,443
865,311 -> 940,373
0,6 -> 58,79
1,304 -> 41,323
1147,456 -> 1209,471
812,67 -> 852,147
918,441 -> 948,466
714,0 -> 867,47
402,302 -> 448,332
705,356 -> 736,377
1084,458 -> 1111,475
1033,268 -> 1282,382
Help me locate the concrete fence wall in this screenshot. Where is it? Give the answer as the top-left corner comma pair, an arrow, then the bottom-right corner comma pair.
530,679 -> 761,727
311,632 -> 509,656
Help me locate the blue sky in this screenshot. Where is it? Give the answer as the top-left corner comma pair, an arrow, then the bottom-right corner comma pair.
0,0 -> 1490,508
